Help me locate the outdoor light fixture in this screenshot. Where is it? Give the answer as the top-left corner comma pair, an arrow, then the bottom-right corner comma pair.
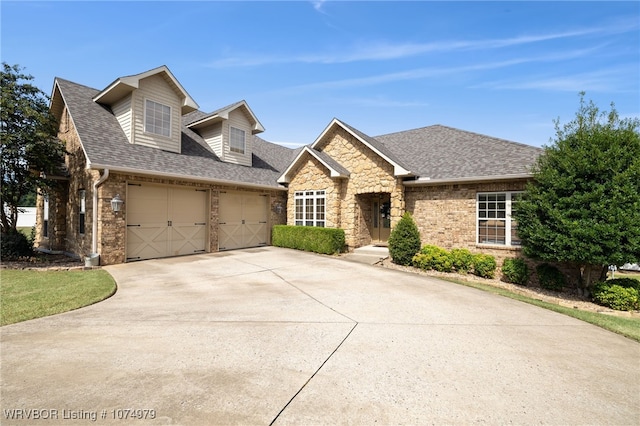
111,194 -> 124,212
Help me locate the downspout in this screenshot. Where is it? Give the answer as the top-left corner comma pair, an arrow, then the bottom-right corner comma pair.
92,169 -> 109,254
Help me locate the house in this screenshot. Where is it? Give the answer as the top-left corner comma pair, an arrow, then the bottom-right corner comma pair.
37,66 -> 541,266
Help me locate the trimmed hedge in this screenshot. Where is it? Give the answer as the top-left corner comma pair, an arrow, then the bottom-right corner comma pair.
411,244 -> 497,279
502,258 -> 530,286
536,263 -> 566,291
272,225 -> 345,255
388,212 -> 421,266
592,278 -> 640,311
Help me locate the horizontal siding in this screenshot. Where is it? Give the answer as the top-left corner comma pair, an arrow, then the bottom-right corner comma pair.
201,124 -> 223,158
112,95 -> 132,143
132,74 -> 182,153
224,109 -> 252,167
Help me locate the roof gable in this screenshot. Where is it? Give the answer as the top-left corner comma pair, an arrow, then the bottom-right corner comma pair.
277,146 -> 350,183
186,100 -> 265,134
92,65 -> 199,114
312,118 -> 412,177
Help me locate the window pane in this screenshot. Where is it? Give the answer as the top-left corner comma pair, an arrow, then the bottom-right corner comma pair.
145,100 -> 171,137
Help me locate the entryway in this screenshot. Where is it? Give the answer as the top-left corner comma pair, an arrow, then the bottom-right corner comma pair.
370,193 -> 391,243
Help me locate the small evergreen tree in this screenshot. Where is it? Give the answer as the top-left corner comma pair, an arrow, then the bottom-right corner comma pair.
513,93 -> 640,294
388,212 -> 421,266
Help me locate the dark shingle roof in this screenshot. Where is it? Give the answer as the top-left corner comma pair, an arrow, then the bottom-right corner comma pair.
375,125 -> 541,180
56,78 -> 294,189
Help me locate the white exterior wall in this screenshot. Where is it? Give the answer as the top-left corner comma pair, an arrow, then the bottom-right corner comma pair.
112,94 -> 132,143
132,74 -> 182,153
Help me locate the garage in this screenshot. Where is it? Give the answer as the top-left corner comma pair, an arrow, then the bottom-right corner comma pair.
218,191 -> 269,250
126,184 -> 208,261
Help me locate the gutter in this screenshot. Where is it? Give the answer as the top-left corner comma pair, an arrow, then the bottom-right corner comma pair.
92,169 -> 109,254
403,173 -> 532,186
88,163 -> 287,192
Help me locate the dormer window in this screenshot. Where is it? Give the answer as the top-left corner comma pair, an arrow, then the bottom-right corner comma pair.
145,99 -> 171,137
230,126 -> 245,154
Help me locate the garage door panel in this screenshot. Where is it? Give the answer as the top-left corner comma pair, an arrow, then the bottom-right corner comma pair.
127,185 -> 208,261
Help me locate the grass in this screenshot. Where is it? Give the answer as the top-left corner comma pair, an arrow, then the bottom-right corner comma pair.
440,276 -> 640,343
0,269 -> 116,326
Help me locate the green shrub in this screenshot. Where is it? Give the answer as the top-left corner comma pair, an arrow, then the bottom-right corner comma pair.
388,212 -> 421,266
592,282 -> 639,311
606,277 -> 640,291
1,230 -> 33,260
536,263 -> 566,291
502,258 -> 530,286
272,225 -> 345,255
472,254 -> 497,279
450,248 -> 474,273
412,245 -> 453,272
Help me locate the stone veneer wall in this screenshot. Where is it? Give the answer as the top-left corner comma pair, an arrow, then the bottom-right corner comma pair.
315,128 -> 405,249
98,173 -> 287,265
404,179 -> 528,266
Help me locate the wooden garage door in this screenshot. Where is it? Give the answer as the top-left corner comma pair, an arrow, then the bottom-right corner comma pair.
218,191 -> 268,250
126,184 -> 208,261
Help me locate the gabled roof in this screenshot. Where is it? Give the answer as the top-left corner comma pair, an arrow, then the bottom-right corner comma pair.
312,118 -> 412,177
54,78 -> 293,190
186,100 -> 265,134
278,146 -> 350,183
376,125 -> 542,183
92,65 -> 199,114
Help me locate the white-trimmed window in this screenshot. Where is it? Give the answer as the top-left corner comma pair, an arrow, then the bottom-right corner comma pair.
43,195 -> 49,238
294,190 -> 325,227
79,189 -> 86,235
477,192 -> 522,246
230,126 -> 245,154
144,99 -> 171,137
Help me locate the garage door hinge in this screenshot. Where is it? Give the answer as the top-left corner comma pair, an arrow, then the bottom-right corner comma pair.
126,257 -> 141,261
219,222 -> 226,225
128,183 -> 142,186
195,222 -> 206,225
196,189 -> 207,192
259,221 -> 267,224
127,224 -> 141,227
194,250 -> 205,253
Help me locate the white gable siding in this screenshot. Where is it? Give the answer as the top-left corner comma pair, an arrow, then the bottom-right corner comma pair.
223,109 -> 253,167
132,74 -> 182,153
200,123 -> 223,159
112,94 -> 132,143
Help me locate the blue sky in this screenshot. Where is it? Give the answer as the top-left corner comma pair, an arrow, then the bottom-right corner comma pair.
1,1 -> 638,148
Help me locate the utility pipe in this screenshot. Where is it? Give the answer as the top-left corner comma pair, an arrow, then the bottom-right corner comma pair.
91,169 -> 109,254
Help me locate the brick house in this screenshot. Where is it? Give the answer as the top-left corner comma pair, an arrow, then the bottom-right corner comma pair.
37,66 -> 541,265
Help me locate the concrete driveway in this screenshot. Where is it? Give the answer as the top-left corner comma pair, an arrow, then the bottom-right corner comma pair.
1,247 -> 638,425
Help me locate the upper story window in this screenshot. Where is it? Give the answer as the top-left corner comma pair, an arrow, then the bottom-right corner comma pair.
145,99 -> 171,137
477,192 -> 522,246
295,190 -> 325,227
230,126 -> 245,154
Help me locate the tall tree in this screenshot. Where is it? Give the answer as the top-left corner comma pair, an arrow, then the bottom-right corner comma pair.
1,63 -> 65,233
513,93 -> 640,294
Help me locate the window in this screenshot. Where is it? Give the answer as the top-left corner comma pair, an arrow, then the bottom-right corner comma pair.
294,190 -> 325,227
79,190 -> 86,235
43,195 -> 49,238
230,127 -> 245,154
477,192 -> 521,246
144,99 -> 171,137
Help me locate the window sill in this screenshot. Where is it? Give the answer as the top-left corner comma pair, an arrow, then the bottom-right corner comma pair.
475,244 -> 522,251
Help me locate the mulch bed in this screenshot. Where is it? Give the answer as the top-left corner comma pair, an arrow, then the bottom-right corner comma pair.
1,253 -> 86,271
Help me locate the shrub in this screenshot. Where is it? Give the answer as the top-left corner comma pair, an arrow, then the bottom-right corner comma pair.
472,254 -> 497,279
536,263 -> 566,291
272,225 -> 345,255
0,230 -> 34,260
412,245 -> 453,272
502,258 -> 530,286
605,277 -> 640,291
592,282 -> 639,311
450,248 -> 474,273
388,212 -> 421,266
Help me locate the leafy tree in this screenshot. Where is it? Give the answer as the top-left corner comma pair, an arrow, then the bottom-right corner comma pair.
388,212 -> 421,265
513,93 -> 640,294
1,63 -> 65,233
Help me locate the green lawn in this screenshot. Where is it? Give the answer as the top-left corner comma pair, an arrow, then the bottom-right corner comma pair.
441,277 -> 640,343
1,269 -> 116,326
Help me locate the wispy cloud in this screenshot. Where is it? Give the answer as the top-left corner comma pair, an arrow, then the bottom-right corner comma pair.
205,20 -> 638,68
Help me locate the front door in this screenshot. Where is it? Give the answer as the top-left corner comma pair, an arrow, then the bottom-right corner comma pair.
371,195 -> 391,243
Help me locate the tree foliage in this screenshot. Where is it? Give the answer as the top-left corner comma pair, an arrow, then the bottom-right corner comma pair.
1,63 -> 65,232
513,93 -> 640,291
